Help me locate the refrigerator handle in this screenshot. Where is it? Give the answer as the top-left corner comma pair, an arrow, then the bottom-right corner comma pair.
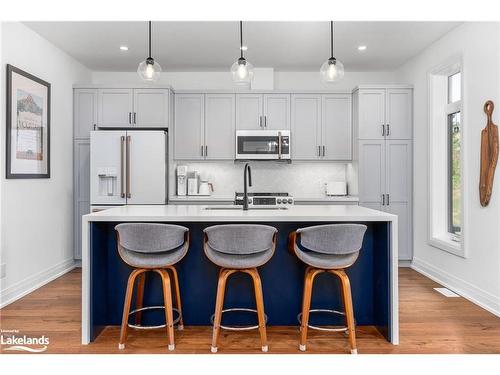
120,136 -> 125,198
126,135 -> 131,199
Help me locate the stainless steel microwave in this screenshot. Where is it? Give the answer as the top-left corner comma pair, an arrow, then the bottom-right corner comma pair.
235,130 -> 291,160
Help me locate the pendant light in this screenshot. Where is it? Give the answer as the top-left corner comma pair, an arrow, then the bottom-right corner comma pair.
320,21 -> 344,83
230,21 -> 254,85
137,21 -> 162,82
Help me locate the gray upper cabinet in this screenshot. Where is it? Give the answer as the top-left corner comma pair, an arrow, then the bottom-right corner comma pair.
74,89 -> 97,139
263,94 -> 290,130
357,89 -> 386,140
97,88 -> 169,128
385,89 -> 412,140
97,89 -> 133,127
236,93 -> 290,130
133,89 -> 169,128
204,94 -> 235,160
174,94 -> 205,160
292,93 -> 352,161
322,94 -> 352,160
291,94 -> 322,160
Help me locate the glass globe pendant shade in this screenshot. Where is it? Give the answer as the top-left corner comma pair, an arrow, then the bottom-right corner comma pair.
320,57 -> 344,83
138,57 -> 162,82
231,57 -> 254,86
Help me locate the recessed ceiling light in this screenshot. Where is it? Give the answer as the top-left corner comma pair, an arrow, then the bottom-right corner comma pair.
119,45 -> 129,51
357,45 -> 367,51
240,45 -> 248,51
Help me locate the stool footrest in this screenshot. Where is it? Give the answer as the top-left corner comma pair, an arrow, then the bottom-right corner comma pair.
210,308 -> 268,332
127,306 -> 181,330
298,309 -> 355,332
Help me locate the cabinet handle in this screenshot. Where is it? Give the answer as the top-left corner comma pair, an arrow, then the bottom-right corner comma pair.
133,112 -> 136,124
386,193 -> 390,205
382,194 -> 385,206
201,145 -> 204,157
264,116 -> 267,128
126,136 -> 131,199
386,124 -> 390,136
205,145 -> 208,157
382,124 -> 385,136
120,136 -> 125,198
318,145 -> 321,157
322,145 -> 326,157
129,112 -> 132,124
259,116 -> 262,128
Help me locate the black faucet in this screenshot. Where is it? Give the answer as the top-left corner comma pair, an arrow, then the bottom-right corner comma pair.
243,163 -> 252,211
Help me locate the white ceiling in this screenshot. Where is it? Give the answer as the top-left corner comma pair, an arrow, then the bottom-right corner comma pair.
24,21 -> 461,72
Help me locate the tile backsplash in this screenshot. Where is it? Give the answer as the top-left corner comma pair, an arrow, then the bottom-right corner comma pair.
170,161 -> 355,198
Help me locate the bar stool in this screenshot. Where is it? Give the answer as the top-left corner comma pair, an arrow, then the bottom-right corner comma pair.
115,223 -> 189,351
288,224 -> 367,354
203,224 -> 277,353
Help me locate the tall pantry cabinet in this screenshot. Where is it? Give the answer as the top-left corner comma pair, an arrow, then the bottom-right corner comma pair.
353,86 -> 413,261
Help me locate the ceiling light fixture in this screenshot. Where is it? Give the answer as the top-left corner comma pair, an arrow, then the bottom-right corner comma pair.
230,21 -> 254,86
358,45 -> 367,51
120,46 -> 129,51
137,21 -> 161,82
320,21 -> 344,83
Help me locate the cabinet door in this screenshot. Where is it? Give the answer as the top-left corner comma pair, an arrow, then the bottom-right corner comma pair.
97,89 -> 133,127
291,95 -> 322,160
385,140 -> 412,260
74,89 -> 97,138
358,89 -> 385,140
73,139 -> 90,260
386,88 -> 412,140
322,94 -> 352,160
263,94 -> 290,130
174,94 -> 205,160
126,131 -> 166,204
358,140 -> 385,204
133,89 -> 169,128
236,94 -> 263,130
205,94 -> 235,160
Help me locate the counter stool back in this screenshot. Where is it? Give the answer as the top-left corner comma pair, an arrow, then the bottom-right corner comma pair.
289,223 -> 367,354
115,223 -> 189,351
203,224 -> 277,353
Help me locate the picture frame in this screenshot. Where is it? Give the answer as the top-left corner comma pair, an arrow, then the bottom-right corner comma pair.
6,64 -> 51,179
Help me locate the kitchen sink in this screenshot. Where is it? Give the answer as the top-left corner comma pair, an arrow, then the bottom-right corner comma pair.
204,206 -> 288,211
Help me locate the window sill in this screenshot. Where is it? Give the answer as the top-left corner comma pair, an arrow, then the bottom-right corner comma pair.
429,235 -> 465,258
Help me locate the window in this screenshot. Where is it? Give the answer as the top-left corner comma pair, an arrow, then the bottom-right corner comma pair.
429,59 -> 465,257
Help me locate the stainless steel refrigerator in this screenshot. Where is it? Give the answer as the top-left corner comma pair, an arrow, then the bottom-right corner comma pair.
90,130 -> 167,209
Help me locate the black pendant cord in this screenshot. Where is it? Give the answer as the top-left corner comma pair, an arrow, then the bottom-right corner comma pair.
240,21 -> 244,59
148,21 -> 152,59
330,21 -> 334,59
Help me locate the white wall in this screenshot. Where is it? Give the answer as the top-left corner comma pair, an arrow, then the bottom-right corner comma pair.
395,22 -> 500,315
91,70 -> 397,91
0,22 -> 92,307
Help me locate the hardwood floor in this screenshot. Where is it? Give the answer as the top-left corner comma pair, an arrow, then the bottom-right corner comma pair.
1,268 -> 499,354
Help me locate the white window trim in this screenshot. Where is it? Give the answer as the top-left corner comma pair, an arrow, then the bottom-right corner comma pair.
427,55 -> 468,258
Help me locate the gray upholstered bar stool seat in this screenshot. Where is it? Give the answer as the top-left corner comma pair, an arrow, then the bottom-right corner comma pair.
204,224 -> 277,353
115,223 -> 189,351
289,224 -> 367,354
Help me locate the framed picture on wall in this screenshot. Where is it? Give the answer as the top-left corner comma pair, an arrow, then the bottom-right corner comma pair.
6,64 -> 51,178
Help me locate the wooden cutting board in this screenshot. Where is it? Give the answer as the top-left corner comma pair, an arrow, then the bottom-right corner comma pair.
479,100 -> 499,206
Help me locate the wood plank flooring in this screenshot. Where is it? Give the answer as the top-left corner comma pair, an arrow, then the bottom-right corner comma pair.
1,268 -> 499,354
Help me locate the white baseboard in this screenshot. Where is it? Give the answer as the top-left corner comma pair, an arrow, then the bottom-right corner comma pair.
398,260 -> 412,267
411,257 -> 500,317
0,258 -> 76,308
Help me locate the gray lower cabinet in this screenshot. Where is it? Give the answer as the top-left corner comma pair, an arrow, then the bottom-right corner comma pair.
73,139 -> 90,260
358,139 -> 413,260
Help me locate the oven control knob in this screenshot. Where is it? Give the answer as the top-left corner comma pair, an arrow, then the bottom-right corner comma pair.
248,199 -> 252,204
287,198 -> 293,204
277,199 -> 282,204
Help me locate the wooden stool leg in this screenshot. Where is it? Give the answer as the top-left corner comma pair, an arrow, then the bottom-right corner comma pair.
211,269 -> 233,353
299,268 -> 322,352
246,268 -> 268,352
156,269 -> 175,351
332,269 -> 357,354
119,269 -> 144,349
134,272 -> 146,325
167,266 -> 184,330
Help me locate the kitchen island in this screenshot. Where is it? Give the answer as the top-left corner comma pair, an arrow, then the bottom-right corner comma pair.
81,205 -> 398,345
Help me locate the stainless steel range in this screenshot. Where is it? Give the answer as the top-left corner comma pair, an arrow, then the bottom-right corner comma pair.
234,192 -> 294,208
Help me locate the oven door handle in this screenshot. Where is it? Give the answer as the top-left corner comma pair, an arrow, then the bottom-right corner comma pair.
278,131 -> 282,160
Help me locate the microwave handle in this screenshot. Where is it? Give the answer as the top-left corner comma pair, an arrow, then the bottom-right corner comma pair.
278,131 -> 282,160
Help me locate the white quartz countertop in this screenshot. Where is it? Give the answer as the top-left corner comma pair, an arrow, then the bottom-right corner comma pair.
168,195 -> 360,203
83,204 -> 395,222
